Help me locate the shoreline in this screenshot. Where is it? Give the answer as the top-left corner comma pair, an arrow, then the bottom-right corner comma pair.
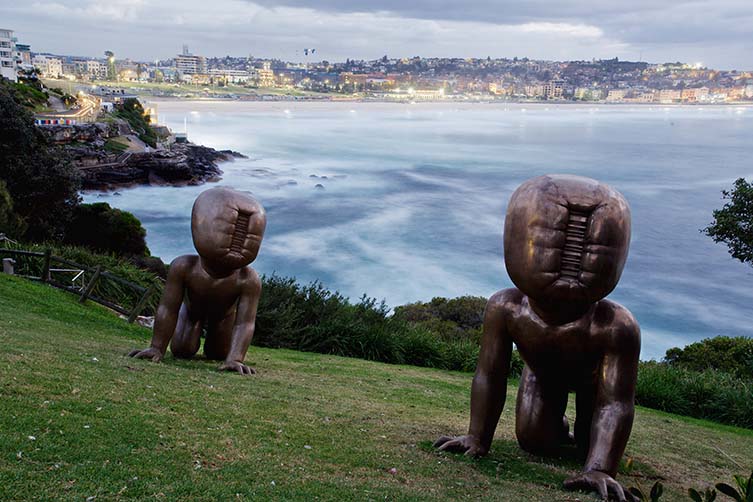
143,95 -> 753,107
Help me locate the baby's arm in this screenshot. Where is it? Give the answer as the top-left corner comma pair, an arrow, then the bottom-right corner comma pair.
218,269 -> 262,375
564,305 -> 640,501
584,308 -> 640,476
435,289 -> 517,456
128,256 -> 191,361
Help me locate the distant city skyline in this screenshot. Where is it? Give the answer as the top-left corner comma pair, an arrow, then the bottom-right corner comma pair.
2,0 -> 753,69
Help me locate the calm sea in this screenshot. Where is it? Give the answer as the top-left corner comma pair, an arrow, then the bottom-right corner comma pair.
84,101 -> 753,359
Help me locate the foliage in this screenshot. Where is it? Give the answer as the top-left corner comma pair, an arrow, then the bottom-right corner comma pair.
636,362 -> 753,429
665,336 -> 753,380
64,202 -> 149,257
704,178 -> 753,266
0,179 -> 27,238
254,275 -> 481,372
113,98 -> 157,147
0,240 -> 163,315
629,481 -> 664,501
715,472 -> 753,502
689,487 -> 717,502
393,295 -> 486,342
0,79 -> 81,241
7,79 -> 48,110
104,138 -> 129,153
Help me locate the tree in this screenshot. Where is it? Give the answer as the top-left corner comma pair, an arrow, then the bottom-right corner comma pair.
664,336 -> 753,379
0,79 -> 81,242
704,178 -> 753,265
0,180 -> 26,238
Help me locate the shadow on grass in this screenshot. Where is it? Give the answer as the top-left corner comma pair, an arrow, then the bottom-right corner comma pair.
420,438 -> 662,488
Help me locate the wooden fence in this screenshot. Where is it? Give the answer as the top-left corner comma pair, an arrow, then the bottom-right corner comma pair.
0,247 -> 157,324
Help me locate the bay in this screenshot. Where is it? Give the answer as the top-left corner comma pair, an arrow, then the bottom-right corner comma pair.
84,101 -> 753,359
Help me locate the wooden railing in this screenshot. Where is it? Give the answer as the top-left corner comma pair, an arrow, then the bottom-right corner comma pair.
0,247 -> 157,324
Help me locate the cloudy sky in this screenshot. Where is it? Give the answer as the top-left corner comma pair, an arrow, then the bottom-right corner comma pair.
2,0 -> 753,68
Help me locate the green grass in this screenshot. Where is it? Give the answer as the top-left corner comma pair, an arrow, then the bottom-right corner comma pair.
104,138 -> 130,153
1,275 -> 751,501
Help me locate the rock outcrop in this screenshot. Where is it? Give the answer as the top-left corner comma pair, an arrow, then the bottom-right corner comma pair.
39,122 -> 245,190
80,143 -> 246,190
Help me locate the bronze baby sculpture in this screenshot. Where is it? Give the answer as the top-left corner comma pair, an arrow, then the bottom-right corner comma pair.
129,187 -> 266,375
435,175 -> 640,501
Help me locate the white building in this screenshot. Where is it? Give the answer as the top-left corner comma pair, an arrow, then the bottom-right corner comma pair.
75,60 -> 106,80
32,55 -> 63,78
175,46 -> 206,75
0,28 -> 17,82
208,69 -> 251,84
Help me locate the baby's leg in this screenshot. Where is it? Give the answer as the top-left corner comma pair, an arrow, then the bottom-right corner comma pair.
203,309 -> 236,361
169,303 -> 203,359
515,365 -> 569,455
574,383 -> 596,458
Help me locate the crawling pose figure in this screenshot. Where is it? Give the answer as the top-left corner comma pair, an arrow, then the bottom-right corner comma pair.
129,187 -> 266,375
435,175 -> 640,501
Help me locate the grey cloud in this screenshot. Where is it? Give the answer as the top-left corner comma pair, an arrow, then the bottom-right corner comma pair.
249,0 -> 753,46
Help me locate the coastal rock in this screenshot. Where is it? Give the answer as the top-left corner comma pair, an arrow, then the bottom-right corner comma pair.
41,121 -> 127,144
79,142 -> 243,190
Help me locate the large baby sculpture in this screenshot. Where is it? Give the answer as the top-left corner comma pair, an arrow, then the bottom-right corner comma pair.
128,187 -> 266,375
435,175 -> 640,501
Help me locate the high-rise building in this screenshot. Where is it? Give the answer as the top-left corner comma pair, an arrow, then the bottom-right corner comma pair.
0,28 -> 17,82
175,46 -> 207,75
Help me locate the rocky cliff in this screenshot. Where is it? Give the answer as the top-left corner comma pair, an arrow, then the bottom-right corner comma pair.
80,143 -> 245,190
39,122 -> 245,190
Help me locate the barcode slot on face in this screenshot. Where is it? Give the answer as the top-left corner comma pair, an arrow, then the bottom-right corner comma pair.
560,209 -> 590,278
230,211 -> 251,253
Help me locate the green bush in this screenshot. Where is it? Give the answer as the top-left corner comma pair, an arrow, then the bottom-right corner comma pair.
664,336 -> 753,380
64,202 -> 149,257
0,180 -> 26,238
253,275 -> 478,371
636,362 -> 753,429
113,98 -> 157,147
394,295 -> 486,342
0,240 -> 163,316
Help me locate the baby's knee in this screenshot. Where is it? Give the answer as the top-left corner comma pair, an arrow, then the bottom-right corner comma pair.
170,338 -> 199,359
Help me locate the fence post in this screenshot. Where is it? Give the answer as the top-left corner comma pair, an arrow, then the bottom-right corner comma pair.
42,248 -> 52,282
2,258 -> 15,275
127,284 -> 156,324
79,266 -> 102,304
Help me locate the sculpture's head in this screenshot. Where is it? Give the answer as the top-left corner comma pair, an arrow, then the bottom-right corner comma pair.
504,174 -> 631,307
191,187 -> 266,271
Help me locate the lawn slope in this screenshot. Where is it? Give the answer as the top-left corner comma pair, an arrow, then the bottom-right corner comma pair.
0,275 -> 751,501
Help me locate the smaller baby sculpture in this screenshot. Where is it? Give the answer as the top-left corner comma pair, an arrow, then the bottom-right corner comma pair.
435,175 -> 640,501
129,187 -> 266,375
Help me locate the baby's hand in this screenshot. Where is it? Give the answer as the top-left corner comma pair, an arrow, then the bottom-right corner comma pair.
218,360 -> 256,376
564,470 -> 635,501
433,435 -> 488,457
127,347 -> 164,362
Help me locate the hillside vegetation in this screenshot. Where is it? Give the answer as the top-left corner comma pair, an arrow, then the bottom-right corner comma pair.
1,275 -> 752,501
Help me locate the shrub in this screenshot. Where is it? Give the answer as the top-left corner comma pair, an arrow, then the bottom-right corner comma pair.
0,240 -> 163,316
253,275 -> 478,372
64,202 -> 149,257
636,362 -> 753,429
0,180 -> 26,238
394,295 -> 486,342
113,98 -> 157,147
664,336 -> 753,380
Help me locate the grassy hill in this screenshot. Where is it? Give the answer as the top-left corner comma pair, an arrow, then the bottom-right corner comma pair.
1,275 -> 751,501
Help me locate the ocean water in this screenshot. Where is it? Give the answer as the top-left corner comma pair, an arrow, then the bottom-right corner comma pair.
84,101 -> 753,360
